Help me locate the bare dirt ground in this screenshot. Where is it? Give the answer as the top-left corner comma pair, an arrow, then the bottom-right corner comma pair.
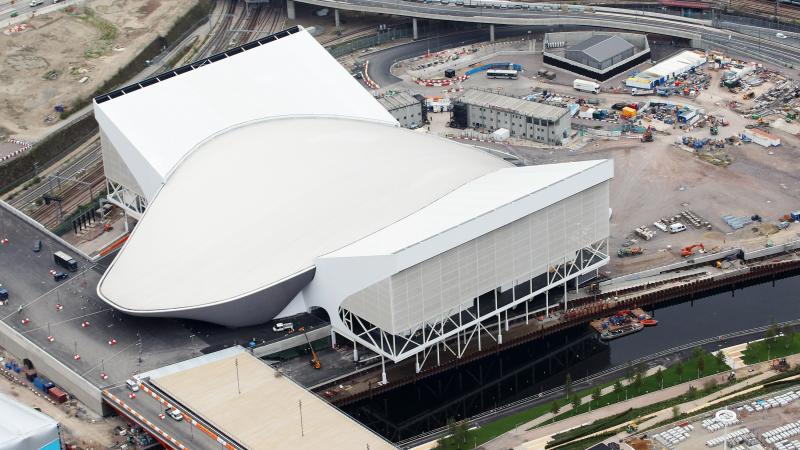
410,44 -> 800,277
0,348 -> 125,448
0,0 -> 197,141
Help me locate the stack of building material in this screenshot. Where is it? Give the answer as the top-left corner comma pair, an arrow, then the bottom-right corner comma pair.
722,215 -> 752,230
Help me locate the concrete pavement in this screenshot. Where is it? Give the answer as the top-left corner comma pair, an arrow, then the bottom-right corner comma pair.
485,354 -> 800,449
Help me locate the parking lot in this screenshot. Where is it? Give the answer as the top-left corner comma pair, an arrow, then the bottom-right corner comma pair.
639,387 -> 800,450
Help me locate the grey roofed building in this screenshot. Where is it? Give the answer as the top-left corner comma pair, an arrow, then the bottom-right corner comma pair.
459,89 -> 568,121
377,92 -> 425,128
566,35 -> 635,70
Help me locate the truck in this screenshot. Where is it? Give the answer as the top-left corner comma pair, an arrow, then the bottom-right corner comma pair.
573,79 -> 599,94
631,88 -> 655,96
53,251 -> 78,272
47,387 -> 68,404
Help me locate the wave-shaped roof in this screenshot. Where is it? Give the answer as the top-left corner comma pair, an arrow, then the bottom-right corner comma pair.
97,117 -> 509,313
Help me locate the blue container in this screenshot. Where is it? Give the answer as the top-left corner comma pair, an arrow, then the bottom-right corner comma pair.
44,381 -> 55,391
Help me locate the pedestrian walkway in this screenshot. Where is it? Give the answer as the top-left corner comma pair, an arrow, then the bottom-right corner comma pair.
485,355 -> 800,450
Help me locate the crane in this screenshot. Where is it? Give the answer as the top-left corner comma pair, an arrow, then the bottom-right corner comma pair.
681,243 -> 705,257
303,331 -> 321,370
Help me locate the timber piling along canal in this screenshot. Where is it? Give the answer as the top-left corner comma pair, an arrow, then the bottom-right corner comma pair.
325,258 -> 800,406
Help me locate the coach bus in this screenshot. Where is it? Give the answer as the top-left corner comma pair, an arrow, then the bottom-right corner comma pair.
486,69 -> 519,80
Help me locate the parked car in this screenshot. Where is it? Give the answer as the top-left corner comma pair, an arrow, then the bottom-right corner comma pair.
30,0 -> 43,6
32,240 -> 41,253
0,285 -> 8,302
53,272 -> 68,282
776,32 -> 788,39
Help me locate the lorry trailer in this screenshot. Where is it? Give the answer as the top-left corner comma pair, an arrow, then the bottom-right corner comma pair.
573,79 -> 600,94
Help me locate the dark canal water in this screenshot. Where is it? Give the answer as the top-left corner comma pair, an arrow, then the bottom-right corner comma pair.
342,273 -> 800,442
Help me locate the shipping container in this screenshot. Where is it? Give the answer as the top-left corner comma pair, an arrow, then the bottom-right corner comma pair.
47,387 -> 68,403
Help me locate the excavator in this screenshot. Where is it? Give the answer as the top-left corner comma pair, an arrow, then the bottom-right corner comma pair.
303,330 -> 322,370
681,243 -> 705,257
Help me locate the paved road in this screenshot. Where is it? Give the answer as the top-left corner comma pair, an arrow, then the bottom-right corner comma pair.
0,203 -> 327,390
105,384 -> 223,450
302,0 -> 800,83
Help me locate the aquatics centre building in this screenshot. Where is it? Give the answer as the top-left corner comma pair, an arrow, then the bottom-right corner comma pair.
94,26 -> 613,373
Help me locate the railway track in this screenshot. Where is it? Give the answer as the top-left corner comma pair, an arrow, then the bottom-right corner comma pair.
10,140 -> 102,210
723,0 -> 800,21
28,162 -> 106,230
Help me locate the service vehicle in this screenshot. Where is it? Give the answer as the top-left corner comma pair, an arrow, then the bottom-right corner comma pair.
126,379 -> 140,392
53,251 -> 78,272
669,223 -> 687,233
573,79 -> 600,94
272,322 -> 294,332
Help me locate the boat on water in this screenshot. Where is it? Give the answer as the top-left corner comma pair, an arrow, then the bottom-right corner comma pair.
640,318 -> 658,326
600,322 -> 644,341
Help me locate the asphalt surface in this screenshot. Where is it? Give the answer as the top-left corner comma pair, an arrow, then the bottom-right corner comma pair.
105,384 -> 224,450
321,0 -> 800,84
0,203 -> 327,391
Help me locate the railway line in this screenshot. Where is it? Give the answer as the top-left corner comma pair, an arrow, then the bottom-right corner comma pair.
725,0 -> 800,21
28,162 -> 105,230
10,140 -> 102,210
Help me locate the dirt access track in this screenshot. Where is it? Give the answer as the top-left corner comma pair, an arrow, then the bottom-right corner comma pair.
0,0 -> 198,142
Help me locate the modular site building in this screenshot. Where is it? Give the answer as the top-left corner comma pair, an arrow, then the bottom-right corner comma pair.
377,92 -> 426,129
626,50 -> 707,89
544,31 -> 651,81
0,393 -> 61,450
93,27 -> 612,376
456,89 -> 572,145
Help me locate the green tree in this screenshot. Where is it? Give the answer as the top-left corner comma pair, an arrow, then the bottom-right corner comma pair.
704,378 -> 718,391
564,373 -> 573,398
591,387 -> 602,406
675,361 -> 685,381
613,380 -> 624,401
655,368 -> 665,390
438,418 -> 458,448
687,385 -> 698,398
571,394 -> 581,414
633,372 -> 643,392
672,405 -> 681,419
692,346 -> 704,360
634,361 -> 647,378
698,356 -> 706,376
714,351 -> 726,368
550,400 -> 561,422
765,321 -> 779,341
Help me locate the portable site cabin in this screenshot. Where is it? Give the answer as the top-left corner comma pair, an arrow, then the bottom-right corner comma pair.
744,128 -> 781,147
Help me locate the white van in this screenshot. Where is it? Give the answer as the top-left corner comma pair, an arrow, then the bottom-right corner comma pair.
125,379 -> 139,392
669,223 -> 687,233
272,322 -> 294,332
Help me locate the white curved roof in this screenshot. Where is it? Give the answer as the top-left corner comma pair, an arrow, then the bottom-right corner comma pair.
98,117 -> 509,313
93,27 -> 395,200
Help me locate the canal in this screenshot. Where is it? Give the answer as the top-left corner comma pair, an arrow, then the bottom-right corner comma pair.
342,272 -> 800,442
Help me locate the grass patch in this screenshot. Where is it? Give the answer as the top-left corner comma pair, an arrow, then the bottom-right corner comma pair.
742,331 -> 800,365
551,352 -> 729,421
77,8 -> 119,58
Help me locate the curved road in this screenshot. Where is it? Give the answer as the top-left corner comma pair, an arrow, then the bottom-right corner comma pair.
296,0 -> 800,84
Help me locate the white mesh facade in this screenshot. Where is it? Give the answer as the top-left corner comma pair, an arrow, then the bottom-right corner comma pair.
342,181 -> 609,334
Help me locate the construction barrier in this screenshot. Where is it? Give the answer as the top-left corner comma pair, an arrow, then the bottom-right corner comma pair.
104,390 -> 189,450
139,383 -> 237,450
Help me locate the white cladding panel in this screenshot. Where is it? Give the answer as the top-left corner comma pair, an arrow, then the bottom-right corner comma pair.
343,181 -> 609,334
